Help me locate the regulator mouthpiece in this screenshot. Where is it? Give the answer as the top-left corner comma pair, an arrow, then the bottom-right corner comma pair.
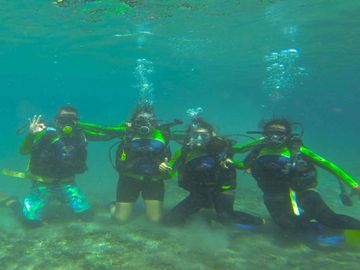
62,125 -> 73,135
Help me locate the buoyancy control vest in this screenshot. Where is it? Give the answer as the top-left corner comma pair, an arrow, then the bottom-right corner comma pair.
29,128 -> 87,180
115,129 -> 170,176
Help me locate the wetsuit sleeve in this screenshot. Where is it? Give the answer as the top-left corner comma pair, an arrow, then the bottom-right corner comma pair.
19,134 -> 35,155
231,138 -> 265,154
232,160 -> 246,170
301,146 -> 359,189
19,130 -> 48,155
170,130 -> 187,144
78,121 -> 128,141
82,129 -> 118,141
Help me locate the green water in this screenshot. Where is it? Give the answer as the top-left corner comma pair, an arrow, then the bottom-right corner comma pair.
1,1 -> 360,269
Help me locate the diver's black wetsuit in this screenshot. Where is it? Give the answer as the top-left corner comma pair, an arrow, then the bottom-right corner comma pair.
247,147 -> 360,233
164,146 -> 263,227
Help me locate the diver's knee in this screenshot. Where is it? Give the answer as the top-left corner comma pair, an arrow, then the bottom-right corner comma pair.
113,203 -> 133,223
114,213 -> 130,223
148,212 -> 162,223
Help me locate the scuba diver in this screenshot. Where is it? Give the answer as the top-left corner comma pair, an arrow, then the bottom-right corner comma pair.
79,102 -> 178,223
110,102 -> 176,223
17,106 -> 100,227
160,112 -> 264,228
242,118 -> 360,242
72,101 -> 182,223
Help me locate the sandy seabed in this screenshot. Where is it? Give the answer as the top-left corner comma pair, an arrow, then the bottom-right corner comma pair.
1,200 -> 359,270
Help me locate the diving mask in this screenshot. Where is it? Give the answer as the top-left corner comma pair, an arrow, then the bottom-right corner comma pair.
188,129 -> 211,148
133,113 -> 156,136
264,128 -> 289,145
56,115 -> 78,135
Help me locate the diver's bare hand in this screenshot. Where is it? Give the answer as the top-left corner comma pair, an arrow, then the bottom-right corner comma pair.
29,115 -> 46,134
353,186 -> 360,195
159,157 -> 172,173
220,158 -> 234,169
